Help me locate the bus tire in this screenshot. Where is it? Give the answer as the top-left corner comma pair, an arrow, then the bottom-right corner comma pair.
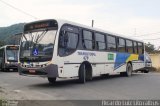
0,68 -> 2,71
48,78 -> 56,84
144,69 -> 149,73
2,68 -> 6,72
120,63 -> 132,77
125,63 -> 132,77
0,64 -> 5,72
120,72 -> 126,76
79,64 -> 86,83
0,64 -> 2,71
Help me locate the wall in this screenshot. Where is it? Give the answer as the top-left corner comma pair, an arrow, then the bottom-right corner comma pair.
149,54 -> 160,70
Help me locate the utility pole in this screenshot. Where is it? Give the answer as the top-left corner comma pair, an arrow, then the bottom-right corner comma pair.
92,20 -> 94,27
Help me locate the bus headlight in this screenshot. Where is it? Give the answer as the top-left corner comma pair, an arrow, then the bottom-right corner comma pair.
41,64 -> 47,68
6,62 -> 10,64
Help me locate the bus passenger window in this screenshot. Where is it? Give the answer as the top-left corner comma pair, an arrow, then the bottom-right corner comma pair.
59,30 -> 78,56
66,32 -> 78,49
95,33 -> 106,50
82,30 -> 93,50
118,38 -> 126,52
126,40 -> 133,53
133,42 -> 138,54
138,42 -> 143,54
106,35 -> 116,51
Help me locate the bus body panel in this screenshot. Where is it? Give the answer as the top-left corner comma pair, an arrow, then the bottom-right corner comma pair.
0,45 -> 19,71
56,50 -> 145,78
18,19 -> 148,80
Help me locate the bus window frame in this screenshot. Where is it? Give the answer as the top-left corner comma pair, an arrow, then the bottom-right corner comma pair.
106,34 -> 117,52
94,32 -> 106,51
126,39 -> 134,53
82,29 -> 95,50
58,24 -> 79,57
117,37 -> 126,53
137,42 -> 144,55
57,23 -> 144,55
133,41 -> 138,54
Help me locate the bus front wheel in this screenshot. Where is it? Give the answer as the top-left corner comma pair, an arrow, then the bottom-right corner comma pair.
143,69 -> 149,73
1,68 -> 7,72
79,64 -> 86,83
48,78 -> 56,84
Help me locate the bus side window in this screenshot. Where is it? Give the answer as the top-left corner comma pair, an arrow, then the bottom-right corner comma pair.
106,35 -> 117,51
59,30 -> 79,56
138,42 -> 143,54
66,32 -> 78,49
82,30 -> 94,50
126,40 -> 134,53
133,42 -> 138,54
118,38 -> 126,52
59,30 -> 67,48
95,33 -> 106,50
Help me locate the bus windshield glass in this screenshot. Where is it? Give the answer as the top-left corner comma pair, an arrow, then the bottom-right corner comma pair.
6,48 -> 19,62
20,30 -> 57,62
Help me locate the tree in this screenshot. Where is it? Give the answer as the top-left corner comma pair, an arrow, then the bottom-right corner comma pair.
4,33 -> 22,45
145,42 -> 155,53
0,40 -> 5,47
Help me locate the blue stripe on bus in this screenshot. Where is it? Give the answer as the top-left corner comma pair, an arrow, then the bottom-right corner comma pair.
114,53 -> 130,70
114,53 -> 144,70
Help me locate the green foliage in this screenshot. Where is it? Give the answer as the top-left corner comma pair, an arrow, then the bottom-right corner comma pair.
0,23 -> 25,45
145,42 -> 155,53
0,41 -> 5,46
145,42 -> 160,53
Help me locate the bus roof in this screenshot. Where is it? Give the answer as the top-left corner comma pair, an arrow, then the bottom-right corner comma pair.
24,19 -> 144,43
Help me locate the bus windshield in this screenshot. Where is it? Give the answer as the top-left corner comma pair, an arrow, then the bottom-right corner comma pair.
20,30 -> 57,62
6,49 -> 18,62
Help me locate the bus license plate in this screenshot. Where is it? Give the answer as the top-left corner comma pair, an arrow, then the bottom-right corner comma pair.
29,70 -> 36,73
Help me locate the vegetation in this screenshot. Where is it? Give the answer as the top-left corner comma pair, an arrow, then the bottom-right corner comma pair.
0,23 -> 25,46
145,42 -> 160,53
0,41 -> 5,46
145,42 -> 155,53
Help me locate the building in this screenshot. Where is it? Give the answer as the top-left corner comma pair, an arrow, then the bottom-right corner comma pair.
149,53 -> 160,71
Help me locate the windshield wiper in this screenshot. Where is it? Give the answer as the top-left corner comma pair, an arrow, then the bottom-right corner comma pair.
35,30 -> 48,44
22,34 -> 27,41
28,30 -> 48,50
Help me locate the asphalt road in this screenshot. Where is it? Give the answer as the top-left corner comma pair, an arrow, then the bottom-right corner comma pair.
0,71 -> 160,100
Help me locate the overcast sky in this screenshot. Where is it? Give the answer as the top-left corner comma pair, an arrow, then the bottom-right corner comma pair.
0,0 -> 160,48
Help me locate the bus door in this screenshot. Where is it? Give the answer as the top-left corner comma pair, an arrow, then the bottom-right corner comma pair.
58,26 -> 79,77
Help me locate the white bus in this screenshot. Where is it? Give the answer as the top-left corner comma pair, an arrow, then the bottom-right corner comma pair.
0,45 -> 19,71
18,19 -> 147,83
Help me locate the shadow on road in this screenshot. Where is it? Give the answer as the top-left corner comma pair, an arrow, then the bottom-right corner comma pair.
28,73 -> 141,88
0,70 -> 18,73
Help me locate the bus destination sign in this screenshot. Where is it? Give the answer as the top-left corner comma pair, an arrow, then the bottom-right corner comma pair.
24,20 -> 58,31
6,46 -> 19,50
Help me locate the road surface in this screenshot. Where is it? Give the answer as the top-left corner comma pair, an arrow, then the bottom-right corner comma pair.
0,71 -> 160,100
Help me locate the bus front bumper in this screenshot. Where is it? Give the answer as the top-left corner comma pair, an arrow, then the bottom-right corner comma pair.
18,64 -> 58,78
5,63 -> 18,69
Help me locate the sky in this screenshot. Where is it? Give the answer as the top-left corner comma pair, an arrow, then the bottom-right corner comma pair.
0,0 -> 160,48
